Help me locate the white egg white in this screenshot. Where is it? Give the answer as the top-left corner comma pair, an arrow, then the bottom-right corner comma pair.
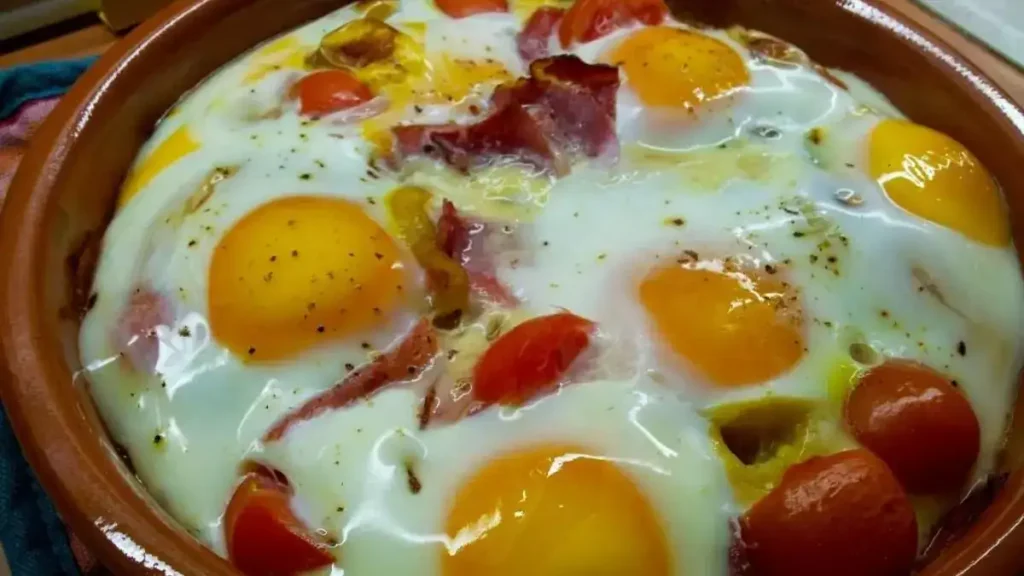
79,0 -> 1024,574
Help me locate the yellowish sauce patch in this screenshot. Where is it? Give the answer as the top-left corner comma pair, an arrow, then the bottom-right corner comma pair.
706,396 -> 846,504
119,126 -> 200,207
403,162 -> 554,222
242,36 -> 310,85
623,144 -> 800,191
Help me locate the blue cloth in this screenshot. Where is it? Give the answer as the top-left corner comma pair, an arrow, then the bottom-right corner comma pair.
0,57 -> 96,120
0,408 -> 80,575
0,57 -> 97,575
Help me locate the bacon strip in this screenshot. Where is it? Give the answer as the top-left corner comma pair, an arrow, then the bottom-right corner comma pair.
263,319 -> 439,441
392,55 -> 619,176
517,7 -> 565,62
436,200 -> 518,306
115,287 -> 171,373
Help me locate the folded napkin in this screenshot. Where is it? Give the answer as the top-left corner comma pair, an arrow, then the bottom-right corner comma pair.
0,56 -> 99,576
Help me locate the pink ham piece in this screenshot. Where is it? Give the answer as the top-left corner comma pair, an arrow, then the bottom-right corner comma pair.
392,55 -> 619,176
263,318 -> 439,442
436,200 -> 518,306
115,288 -> 171,373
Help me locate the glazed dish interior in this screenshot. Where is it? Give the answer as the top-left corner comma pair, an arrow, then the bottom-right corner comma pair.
16,0 -> 1024,575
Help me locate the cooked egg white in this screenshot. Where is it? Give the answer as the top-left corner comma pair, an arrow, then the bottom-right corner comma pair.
79,0 -> 1024,573
254,377 -> 730,575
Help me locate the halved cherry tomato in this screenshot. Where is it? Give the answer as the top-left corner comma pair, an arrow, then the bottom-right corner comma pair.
739,449 -> 917,576
558,0 -> 668,47
845,361 -> 980,493
290,70 -> 373,117
473,312 -> 595,405
224,471 -> 335,576
435,0 -> 508,18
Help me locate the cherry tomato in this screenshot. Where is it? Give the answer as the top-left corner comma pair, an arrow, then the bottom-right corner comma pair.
290,70 -> 373,117
739,449 -> 917,576
845,361 -> 980,493
518,7 -> 566,61
558,0 -> 668,47
473,312 -> 595,405
224,472 -> 334,576
435,0 -> 508,18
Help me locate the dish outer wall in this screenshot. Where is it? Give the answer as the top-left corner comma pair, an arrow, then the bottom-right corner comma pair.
1,0 -> 1023,574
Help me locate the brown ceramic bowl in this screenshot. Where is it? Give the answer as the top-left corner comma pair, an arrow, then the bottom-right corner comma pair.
2,0 -> 1023,574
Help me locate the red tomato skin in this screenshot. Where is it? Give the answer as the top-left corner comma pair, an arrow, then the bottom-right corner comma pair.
845,361 -> 980,493
435,0 -> 508,18
558,0 -> 668,47
739,450 -> 918,576
224,473 -> 335,576
518,7 -> 566,61
291,70 -> 372,117
472,312 -> 595,405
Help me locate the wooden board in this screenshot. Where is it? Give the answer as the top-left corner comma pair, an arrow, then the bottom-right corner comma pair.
0,23 -> 116,68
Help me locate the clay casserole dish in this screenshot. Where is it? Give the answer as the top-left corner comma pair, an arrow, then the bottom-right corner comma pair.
2,0 -> 1024,574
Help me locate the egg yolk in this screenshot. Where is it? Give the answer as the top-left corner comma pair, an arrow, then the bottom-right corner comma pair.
609,26 -> 749,110
208,196 -> 407,361
442,445 -> 671,576
119,126 -> 200,207
869,119 -> 1009,246
639,263 -> 804,386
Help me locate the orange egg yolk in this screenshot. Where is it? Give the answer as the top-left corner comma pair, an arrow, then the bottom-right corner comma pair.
208,196 -> 407,361
442,445 -> 671,576
639,263 -> 804,386
869,119 -> 1010,246
609,26 -> 749,110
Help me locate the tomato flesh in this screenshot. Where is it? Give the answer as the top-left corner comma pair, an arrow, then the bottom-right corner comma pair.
435,0 -> 508,18
473,312 -> 595,405
518,7 -> 566,61
739,449 -> 917,576
291,70 -> 373,117
845,361 -> 980,493
225,472 -> 334,576
558,0 -> 668,47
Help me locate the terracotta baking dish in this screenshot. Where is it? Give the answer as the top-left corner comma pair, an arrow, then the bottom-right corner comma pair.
1,0 -> 1023,573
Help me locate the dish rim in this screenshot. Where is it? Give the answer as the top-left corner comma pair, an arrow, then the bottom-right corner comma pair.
1,0 -> 1023,574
